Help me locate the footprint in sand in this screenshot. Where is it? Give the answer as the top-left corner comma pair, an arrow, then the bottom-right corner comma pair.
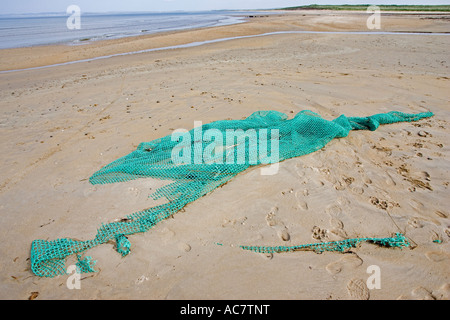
326,204 -> 342,216
431,231 -> 443,244
433,283 -> 450,300
330,216 -> 344,230
334,176 -> 355,191
425,251 -> 449,263
178,242 -> 191,253
347,278 -> 370,300
265,207 -> 279,227
334,181 -> 346,191
160,227 -> 176,243
277,229 -> 290,241
294,163 -> 305,178
409,199 -> 425,212
329,216 -> 348,239
294,190 -> 309,211
411,286 -> 436,300
325,202 -> 348,238
361,174 -> 372,185
385,172 -> 397,187
337,196 -> 351,207
351,186 -> 364,195
398,284 -> 449,300
297,200 -> 308,211
326,255 -> 363,275
435,210 -> 448,219
265,207 -> 290,242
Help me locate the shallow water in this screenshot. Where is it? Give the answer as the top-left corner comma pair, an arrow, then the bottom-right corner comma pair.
0,11 -> 252,49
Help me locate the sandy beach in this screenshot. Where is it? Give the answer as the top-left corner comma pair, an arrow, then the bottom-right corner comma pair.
0,10 -> 449,300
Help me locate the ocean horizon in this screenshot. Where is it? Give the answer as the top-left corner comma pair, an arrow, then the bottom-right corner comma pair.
0,10 -> 270,49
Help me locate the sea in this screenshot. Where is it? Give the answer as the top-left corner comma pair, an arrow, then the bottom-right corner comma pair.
0,10 -> 268,49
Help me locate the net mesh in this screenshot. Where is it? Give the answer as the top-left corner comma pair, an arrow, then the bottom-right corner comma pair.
30,109 -> 433,277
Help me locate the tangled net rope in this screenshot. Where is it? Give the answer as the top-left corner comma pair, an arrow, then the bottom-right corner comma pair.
30,109 -> 432,277
240,233 -> 410,254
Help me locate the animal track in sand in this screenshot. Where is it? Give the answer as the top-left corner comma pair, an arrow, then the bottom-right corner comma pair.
370,196 -> 399,211
331,175 -> 356,191
312,226 -> 328,241
407,217 -> 425,229
326,255 -> 363,275
398,164 -> 433,191
265,207 -> 290,242
347,278 -> 370,300
333,181 -> 346,191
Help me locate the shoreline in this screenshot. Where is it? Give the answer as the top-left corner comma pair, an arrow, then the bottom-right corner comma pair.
1,10 -> 449,72
3,30 -> 450,74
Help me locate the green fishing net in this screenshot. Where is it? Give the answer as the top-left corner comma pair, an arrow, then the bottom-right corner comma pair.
30,109 -> 432,277
240,233 -> 410,253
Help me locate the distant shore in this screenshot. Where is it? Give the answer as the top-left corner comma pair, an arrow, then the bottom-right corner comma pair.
0,9 -> 449,300
1,10 -> 449,72
280,5 -> 450,12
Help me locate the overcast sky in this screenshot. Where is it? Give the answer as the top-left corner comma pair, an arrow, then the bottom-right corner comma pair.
1,0 -> 449,14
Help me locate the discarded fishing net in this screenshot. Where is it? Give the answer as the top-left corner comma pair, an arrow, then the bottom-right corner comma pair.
30,110 -> 433,277
240,233 -> 410,254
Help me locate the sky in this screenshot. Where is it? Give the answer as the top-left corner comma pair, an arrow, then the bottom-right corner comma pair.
1,0 -> 449,14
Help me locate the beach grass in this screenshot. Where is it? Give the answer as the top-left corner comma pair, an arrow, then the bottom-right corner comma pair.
280,5 -> 450,12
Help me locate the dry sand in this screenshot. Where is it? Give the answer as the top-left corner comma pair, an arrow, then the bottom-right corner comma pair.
0,10 -> 449,300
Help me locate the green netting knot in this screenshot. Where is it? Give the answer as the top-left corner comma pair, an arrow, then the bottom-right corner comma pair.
75,255 -> 97,274
370,232 -> 410,248
115,234 -> 131,256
